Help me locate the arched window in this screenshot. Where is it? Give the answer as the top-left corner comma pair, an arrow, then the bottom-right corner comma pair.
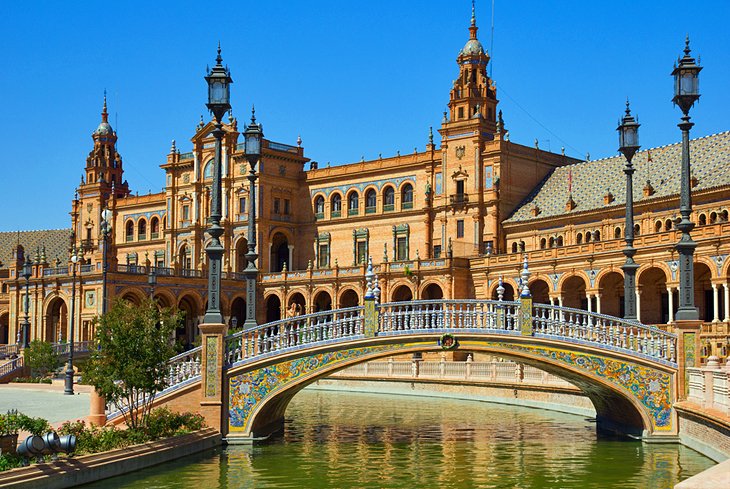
203,160 -> 214,180
699,213 -> 707,225
585,232 -> 591,243
634,223 -> 641,236
548,237 -> 555,248
348,191 -> 359,215
401,183 -> 414,209
383,186 -> 395,211
540,238 -> 546,249
655,221 -> 662,232
125,220 -> 134,241
556,236 -> 564,247
150,217 -> 159,238
314,195 -> 325,218
576,233 -> 583,245
614,227 -> 621,239
594,230 -> 600,242
710,212 -> 718,224
511,242 -> 518,253
721,210 -> 729,222
365,189 -> 376,213
331,194 -> 342,217
138,219 -> 147,240
665,219 -> 672,231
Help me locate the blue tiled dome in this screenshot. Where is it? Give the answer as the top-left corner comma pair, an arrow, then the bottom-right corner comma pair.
95,122 -> 113,135
460,39 -> 484,56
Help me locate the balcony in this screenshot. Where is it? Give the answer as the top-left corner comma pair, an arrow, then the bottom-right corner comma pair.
450,193 -> 469,205
383,204 -> 394,212
125,235 -> 134,242
365,206 -> 376,215
151,232 -> 160,240
402,201 -> 414,210
348,208 -> 359,216
331,210 -> 342,218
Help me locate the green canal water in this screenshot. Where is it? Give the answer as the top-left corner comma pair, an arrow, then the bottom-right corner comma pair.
82,389 -> 714,489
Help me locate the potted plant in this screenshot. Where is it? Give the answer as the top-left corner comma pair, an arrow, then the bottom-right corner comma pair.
0,411 -> 20,455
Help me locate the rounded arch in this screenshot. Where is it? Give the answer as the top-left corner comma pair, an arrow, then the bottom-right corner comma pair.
312,290 -> 333,313
489,280 -> 515,301
150,215 -> 160,236
230,296 -> 247,329
382,185 -> 395,210
285,291 -> 307,317
338,288 -> 360,308
239,341 -> 653,440
560,275 -> 587,310
698,213 -> 707,226
420,282 -> 444,300
313,194 -> 325,216
152,290 -> 174,309
576,233 -> 583,245
364,187 -> 377,210
45,296 -> 68,343
177,293 -> 202,349
235,235 -> 249,273
390,283 -> 414,302
346,189 -> 359,214
638,267 -> 669,325
399,181 -> 415,210
636,263 -> 671,285
0,311 -> 9,345
528,278 -> 550,304
203,159 -> 214,180
125,220 -> 134,239
137,218 -> 147,239
598,271 -> 624,318
614,226 -> 622,239
330,192 -> 343,215
116,287 -> 146,306
694,261 -> 714,322
265,293 -> 282,323
270,231 -> 291,273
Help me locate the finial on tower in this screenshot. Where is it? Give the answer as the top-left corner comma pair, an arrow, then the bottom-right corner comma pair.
625,97 -> 632,116
684,34 -> 691,56
101,90 -> 108,122
428,126 -> 434,146
216,41 -> 223,65
250,104 -> 256,124
471,0 -> 476,27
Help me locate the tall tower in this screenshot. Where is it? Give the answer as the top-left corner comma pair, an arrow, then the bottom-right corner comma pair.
436,3 -> 499,257
76,95 -> 129,259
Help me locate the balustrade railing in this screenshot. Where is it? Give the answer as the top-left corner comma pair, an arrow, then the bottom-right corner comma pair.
532,304 -> 677,363
225,307 -> 364,365
687,366 -> 730,415
0,344 -> 19,358
52,341 -> 92,356
378,300 -> 520,334
0,356 -> 23,378
166,347 -> 202,386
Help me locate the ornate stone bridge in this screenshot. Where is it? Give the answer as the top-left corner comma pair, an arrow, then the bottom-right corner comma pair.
137,291 -> 702,444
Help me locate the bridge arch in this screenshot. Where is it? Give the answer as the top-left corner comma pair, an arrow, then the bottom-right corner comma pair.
227,336 -> 667,441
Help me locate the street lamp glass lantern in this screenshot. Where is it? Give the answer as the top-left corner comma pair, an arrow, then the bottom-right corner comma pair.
671,40 -> 702,113
244,124 -> 262,158
22,258 -> 32,279
617,102 -> 640,162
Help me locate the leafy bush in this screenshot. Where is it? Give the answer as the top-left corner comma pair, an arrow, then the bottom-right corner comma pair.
17,414 -> 51,436
0,453 -> 23,472
25,341 -> 59,378
11,376 -> 52,384
144,407 -> 205,439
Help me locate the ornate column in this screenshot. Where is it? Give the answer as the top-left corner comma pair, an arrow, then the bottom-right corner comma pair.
667,286 -> 675,324
596,294 -> 602,314
711,283 -> 720,323
723,283 -> 730,323
635,288 -> 641,323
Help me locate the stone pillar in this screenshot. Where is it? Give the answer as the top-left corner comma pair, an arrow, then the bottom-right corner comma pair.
287,245 -> 294,271
520,294 -> 533,336
199,322 -> 227,433
675,320 -> 703,400
667,287 -> 675,323
596,294 -> 602,314
636,288 -> 642,323
88,390 -> 107,426
711,283 -> 720,323
724,283 -> 730,323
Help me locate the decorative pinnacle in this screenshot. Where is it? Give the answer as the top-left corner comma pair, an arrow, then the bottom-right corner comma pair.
497,276 -> 505,301
216,41 -> 223,65
684,35 -> 691,56
471,0 -> 476,26
250,105 -> 256,124
625,97 -> 631,116
297,135 -> 302,147
428,126 -> 434,145
101,90 -> 108,122
520,253 -> 531,298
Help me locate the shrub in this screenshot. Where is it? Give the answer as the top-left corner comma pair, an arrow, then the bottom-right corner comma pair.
16,414 -> 51,436
144,407 -> 205,438
25,341 -> 59,378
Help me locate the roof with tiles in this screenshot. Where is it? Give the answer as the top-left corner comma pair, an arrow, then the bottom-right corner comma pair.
505,131 -> 730,223
0,229 -> 73,269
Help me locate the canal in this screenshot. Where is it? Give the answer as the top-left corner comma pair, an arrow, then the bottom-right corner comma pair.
82,389 -> 714,488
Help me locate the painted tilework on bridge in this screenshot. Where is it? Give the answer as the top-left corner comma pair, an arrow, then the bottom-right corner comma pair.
481,341 -> 674,432
228,343 -> 409,433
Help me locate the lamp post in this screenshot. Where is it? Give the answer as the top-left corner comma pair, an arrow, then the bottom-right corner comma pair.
243,108 -> 262,329
618,100 -> 640,320
148,267 -> 157,300
64,245 -> 79,395
203,44 -> 232,325
20,255 -> 32,348
672,37 -> 702,321
100,209 -> 113,315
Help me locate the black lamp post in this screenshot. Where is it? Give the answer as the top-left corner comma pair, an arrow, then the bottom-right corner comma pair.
203,44 -> 232,325
148,267 -> 157,300
618,100 -> 640,321
672,37 -> 702,321
20,255 -> 32,348
64,245 -> 79,395
100,209 -> 113,316
243,108 -> 262,329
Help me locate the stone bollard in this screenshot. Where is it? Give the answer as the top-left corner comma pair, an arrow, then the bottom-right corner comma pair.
88,390 -> 107,426
465,354 -> 473,380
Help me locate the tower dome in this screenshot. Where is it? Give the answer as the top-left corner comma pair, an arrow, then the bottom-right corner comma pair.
460,38 -> 485,56
94,94 -> 114,135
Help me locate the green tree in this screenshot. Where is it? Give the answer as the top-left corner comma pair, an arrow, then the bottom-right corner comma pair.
25,340 -> 59,378
84,298 -> 180,430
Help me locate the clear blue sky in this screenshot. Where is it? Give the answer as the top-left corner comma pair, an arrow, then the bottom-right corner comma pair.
1,1 -> 728,232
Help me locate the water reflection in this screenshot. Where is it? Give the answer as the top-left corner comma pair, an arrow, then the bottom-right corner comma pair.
81,390 -> 713,489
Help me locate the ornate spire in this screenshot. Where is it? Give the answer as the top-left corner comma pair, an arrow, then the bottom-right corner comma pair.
101,90 -> 108,123
250,104 -> 256,124
216,41 -> 223,65
471,0 -> 476,27
428,126 -> 434,146
469,0 -> 478,40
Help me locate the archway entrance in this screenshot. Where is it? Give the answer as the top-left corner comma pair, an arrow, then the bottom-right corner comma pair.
338,289 -> 359,308
638,267 -> 668,325
230,297 -> 246,330
177,295 -> 199,349
562,276 -> 587,310
313,291 -> 332,313
530,279 -> 550,304
491,282 -> 515,301
391,285 -> 413,302
266,295 -> 282,322
421,283 -> 444,300
236,238 -> 249,273
0,312 -> 8,345
599,272 -> 624,318
695,262 -> 717,322
270,233 -> 290,272
45,298 -> 68,343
